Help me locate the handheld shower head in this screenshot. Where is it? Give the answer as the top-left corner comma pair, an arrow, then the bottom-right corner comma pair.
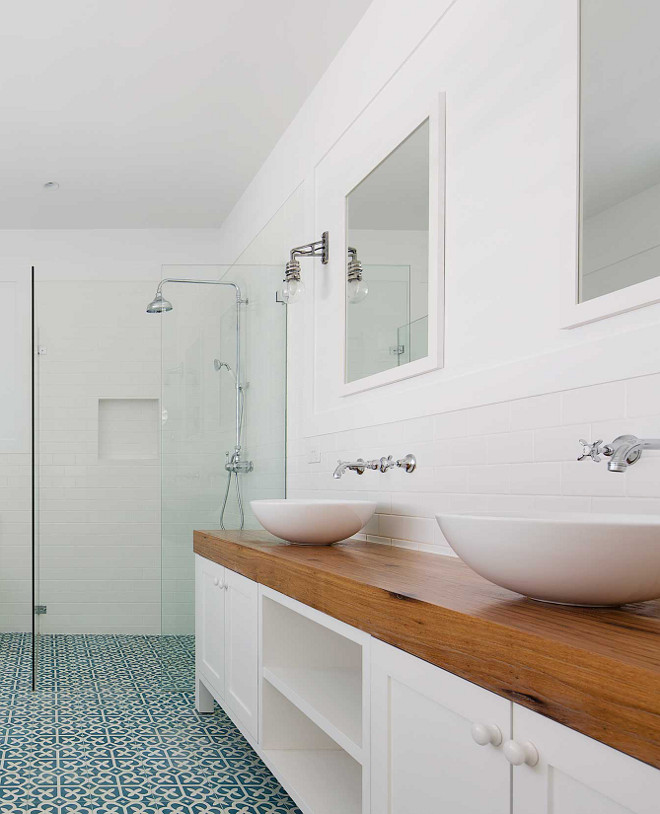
214,359 -> 237,383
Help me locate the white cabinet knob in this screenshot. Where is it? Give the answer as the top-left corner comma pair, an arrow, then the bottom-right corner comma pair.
213,577 -> 219,586
471,722 -> 502,747
503,739 -> 539,767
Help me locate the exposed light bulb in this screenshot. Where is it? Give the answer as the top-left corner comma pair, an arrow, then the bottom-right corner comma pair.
347,277 -> 369,304
280,277 -> 305,304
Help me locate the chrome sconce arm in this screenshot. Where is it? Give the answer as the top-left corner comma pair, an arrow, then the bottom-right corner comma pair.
278,232 -> 329,304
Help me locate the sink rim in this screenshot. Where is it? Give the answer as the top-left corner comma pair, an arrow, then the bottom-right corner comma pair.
252,498 -> 377,507
435,511 -> 660,607
436,511 -> 660,526
251,498 -> 377,546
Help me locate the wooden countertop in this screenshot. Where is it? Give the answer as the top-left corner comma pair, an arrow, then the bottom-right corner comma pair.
193,529 -> 660,769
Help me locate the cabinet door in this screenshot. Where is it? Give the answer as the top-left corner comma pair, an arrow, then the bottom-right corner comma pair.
511,704 -> 660,814
224,567 -> 259,740
371,639 -> 511,814
195,555 -> 226,699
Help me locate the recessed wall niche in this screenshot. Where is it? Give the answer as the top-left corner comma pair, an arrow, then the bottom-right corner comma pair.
98,398 -> 159,461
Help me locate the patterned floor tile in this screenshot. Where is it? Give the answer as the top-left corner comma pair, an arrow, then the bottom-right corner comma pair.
0,634 -> 301,814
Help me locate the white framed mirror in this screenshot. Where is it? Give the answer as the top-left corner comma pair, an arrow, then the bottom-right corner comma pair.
564,0 -> 660,327
331,95 -> 445,395
345,119 -> 430,384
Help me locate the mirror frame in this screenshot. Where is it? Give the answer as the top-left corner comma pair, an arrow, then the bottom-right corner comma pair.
339,95 -> 445,395
562,0 -> 660,329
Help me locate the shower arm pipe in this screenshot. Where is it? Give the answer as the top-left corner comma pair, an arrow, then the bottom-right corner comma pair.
156,278 -> 245,451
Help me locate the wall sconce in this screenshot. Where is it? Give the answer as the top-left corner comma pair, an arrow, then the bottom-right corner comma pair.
347,246 -> 368,304
279,232 -> 329,304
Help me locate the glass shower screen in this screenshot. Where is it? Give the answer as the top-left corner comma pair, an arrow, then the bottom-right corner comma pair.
159,265 -> 286,689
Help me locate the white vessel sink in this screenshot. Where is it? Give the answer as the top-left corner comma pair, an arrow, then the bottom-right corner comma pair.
251,499 -> 377,546
436,513 -> 660,607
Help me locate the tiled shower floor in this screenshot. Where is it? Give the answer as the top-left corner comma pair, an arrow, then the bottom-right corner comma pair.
0,633 -> 301,813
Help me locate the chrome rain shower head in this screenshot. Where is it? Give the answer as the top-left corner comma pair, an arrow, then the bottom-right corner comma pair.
146,291 -> 173,313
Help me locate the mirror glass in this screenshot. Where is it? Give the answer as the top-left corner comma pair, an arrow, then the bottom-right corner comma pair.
345,119 -> 429,383
579,1 -> 660,302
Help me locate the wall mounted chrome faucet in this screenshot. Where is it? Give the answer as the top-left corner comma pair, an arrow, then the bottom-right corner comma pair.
578,435 -> 660,472
333,454 -> 416,479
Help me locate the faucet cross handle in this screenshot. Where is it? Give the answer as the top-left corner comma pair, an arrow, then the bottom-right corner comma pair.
378,456 -> 394,473
578,439 -> 604,462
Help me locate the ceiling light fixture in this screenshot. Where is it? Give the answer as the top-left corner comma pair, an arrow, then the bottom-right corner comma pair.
43,181 -> 60,191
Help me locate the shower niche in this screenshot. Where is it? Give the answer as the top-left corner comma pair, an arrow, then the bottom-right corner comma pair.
98,398 -> 159,461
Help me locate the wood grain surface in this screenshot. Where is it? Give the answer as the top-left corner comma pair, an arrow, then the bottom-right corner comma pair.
194,529 -> 660,769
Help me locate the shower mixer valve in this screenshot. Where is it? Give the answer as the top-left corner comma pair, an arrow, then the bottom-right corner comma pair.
333,453 -> 416,479
225,448 -> 254,474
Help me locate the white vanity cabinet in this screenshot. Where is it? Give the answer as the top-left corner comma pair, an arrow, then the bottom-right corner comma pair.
194,554 -> 258,741
224,565 -> 259,738
194,551 -> 660,814
511,704 -> 660,814
371,638 -> 660,814
371,638 -> 512,814
195,555 -> 226,700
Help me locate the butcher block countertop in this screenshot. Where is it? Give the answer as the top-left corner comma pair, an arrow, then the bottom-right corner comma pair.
193,528 -> 660,769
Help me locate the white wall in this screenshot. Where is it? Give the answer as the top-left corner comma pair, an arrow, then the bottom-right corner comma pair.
0,228 -> 222,633
36,279 -> 161,633
216,0 -> 660,552
0,229 -> 224,275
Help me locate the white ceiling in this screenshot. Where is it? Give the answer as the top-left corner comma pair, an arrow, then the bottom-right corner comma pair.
0,0 -> 372,228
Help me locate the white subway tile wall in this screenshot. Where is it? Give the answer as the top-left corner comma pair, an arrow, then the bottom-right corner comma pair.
31,280 -> 162,635
287,373 -> 660,555
0,453 -> 32,631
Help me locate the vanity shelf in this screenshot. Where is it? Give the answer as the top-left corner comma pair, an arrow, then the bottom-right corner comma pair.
261,591 -> 366,760
259,588 -> 370,813
262,666 -> 362,760
261,673 -> 363,814
262,748 -> 361,814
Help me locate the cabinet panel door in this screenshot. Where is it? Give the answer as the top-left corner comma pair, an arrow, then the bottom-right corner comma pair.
371,639 -> 511,814
195,555 -> 226,699
225,567 -> 259,740
512,704 -> 660,814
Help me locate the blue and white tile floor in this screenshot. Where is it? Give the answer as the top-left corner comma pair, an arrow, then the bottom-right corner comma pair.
0,633 -> 302,813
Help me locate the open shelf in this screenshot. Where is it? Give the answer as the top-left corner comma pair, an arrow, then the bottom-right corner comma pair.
262,749 -> 362,814
262,595 -> 364,755
261,678 -> 363,814
262,666 -> 362,759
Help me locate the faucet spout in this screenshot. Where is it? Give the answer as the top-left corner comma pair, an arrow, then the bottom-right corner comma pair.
332,462 -> 348,479
606,434 -> 660,472
608,438 -> 641,472
333,459 -> 367,479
